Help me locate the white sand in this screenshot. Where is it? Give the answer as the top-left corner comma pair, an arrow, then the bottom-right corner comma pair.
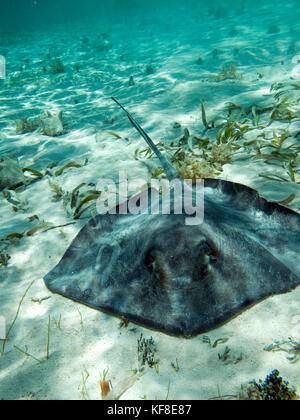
0,2 -> 300,400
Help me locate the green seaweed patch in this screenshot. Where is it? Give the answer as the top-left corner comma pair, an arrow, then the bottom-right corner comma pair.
105,131 -> 122,139
135,147 -> 155,160
277,194 -> 296,206
73,193 -> 101,219
226,102 -> 245,117
151,169 -> 165,179
5,232 -> 23,241
249,130 -> 299,173
270,97 -> 297,122
70,183 -> 86,209
54,161 -> 82,177
200,101 -> 215,130
22,168 -> 43,179
47,178 -> 100,220
258,169 -> 298,184
216,114 -> 246,144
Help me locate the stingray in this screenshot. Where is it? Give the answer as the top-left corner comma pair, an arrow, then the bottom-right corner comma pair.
44,97 -> 300,338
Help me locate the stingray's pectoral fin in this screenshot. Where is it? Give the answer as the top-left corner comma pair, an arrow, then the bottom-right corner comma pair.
44,215 -> 108,307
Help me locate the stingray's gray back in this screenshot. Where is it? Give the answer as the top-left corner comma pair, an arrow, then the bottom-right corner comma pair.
44,182 -> 300,337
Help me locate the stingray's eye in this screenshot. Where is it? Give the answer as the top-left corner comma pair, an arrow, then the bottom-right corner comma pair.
144,249 -> 156,273
198,240 -> 217,263
145,250 -> 155,265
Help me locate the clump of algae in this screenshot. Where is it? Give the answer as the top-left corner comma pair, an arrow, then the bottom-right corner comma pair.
174,158 -> 215,181
239,370 -> 299,401
215,64 -> 243,82
209,143 -> 233,166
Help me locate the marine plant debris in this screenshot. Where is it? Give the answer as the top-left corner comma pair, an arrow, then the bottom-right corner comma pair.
239,370 -> 299,400
137,333 -> 159,370
49,58 -> 65,75
47,176 -> 100,220
264,338 -> 300,363
0,281 -> 35,356
214,64 -> 243,82
211,370 -> 299,400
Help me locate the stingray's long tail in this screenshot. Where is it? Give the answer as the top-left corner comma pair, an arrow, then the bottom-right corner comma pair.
111,97 -> 178,182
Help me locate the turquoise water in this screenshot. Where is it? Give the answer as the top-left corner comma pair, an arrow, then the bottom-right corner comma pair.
0,0 -> 299,400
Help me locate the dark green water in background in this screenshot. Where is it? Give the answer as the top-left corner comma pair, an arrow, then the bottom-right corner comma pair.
2,0 -> 298,32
